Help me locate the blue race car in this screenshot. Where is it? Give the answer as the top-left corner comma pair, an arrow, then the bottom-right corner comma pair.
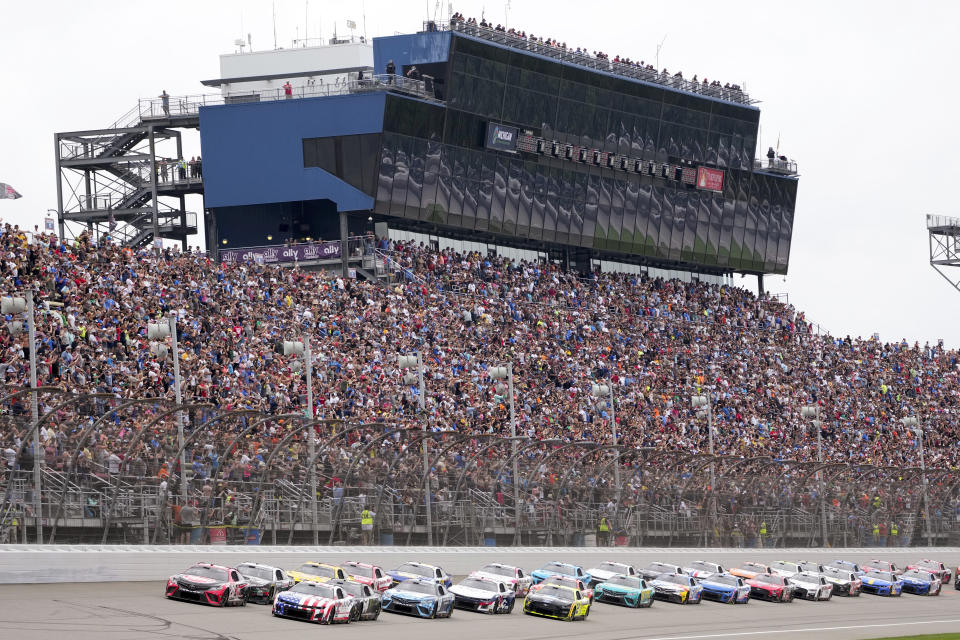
594,574 -> 655,608
386,561 -> 452,588
698,573 -> 751,604
530,561 -> 591,585
381,578 -> 455,618
898,569 -> 942,596
861,570 -> 903,596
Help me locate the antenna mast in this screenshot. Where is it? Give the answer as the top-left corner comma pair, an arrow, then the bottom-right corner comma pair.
273,1 -> 278,49
655,35 -> 667,69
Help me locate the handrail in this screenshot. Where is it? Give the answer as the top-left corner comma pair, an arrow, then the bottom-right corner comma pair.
445,20 -> 756,106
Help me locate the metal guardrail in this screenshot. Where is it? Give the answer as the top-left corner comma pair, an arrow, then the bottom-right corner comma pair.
754,156 -> 799,175
927,214 -> 960,231
444,20 -> 755,106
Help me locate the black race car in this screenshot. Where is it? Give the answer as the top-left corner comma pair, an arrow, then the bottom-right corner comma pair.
165,563 -> 247,607
329,579 -> 382,621
236,562 -> 294,604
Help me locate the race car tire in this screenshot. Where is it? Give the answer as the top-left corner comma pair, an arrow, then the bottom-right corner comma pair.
505,598 -> 515,614
349,604 -> 361,622
219,592 -> 229,607
322,607 -> 334,624
371,607 -> 380,621
429,602 -> 438,619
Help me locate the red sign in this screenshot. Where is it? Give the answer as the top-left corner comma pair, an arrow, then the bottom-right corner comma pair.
696,167 -> 725,192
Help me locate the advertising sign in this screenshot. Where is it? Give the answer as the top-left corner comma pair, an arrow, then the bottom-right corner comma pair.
696,167 -> 725,192
485,122 -> 519,153
220,240 -> 342,264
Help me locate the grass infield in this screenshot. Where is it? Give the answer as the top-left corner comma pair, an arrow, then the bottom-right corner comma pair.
869,635 -> 960,640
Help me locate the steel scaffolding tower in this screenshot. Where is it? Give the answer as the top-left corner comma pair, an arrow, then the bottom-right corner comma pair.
54,101 -> 201,248
928,214 -> 960,294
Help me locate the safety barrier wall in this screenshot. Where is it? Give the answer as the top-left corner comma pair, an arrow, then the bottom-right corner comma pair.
2,545 -> 958,584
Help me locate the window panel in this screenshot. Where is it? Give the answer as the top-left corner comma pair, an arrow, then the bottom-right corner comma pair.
405,137 -> 425,218
531,165 -> 546,241
375,137 -> 395,214
517,162 -> 534,238
503,158 -> 521,236
389,136 -> 410,218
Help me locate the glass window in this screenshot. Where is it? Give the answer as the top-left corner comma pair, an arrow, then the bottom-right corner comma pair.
517,163 -> 533,238
609,177 -> 625,252
489,154 -> 508,233
389,136 -> 411,218
503,158 -> 521,236
646,185 -> 663,257
530,165 -> 546,241
375,137 -> 396,214
405,137 -> 425,219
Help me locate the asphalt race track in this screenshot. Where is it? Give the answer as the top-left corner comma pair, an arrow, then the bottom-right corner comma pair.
3,580 -> 959,640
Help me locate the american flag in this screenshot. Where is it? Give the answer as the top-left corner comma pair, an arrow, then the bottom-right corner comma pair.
0,183 -> 22,199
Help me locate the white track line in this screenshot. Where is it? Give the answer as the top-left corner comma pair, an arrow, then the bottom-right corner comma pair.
638,617 -> 960,640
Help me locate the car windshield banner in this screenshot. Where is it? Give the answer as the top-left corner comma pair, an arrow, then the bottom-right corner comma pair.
485,122 -> 519,153
220,240 -> 341,264
696,167 -> 725,192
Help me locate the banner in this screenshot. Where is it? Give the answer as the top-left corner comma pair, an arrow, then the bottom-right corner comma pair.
0,183 -> 22,200
696,167 -> 725,192
485,122 -> 518,153
220,240 -> 341,265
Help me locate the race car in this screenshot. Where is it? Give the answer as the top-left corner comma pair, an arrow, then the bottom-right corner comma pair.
449,575 -> 516,613
798,561 -> 827,575
165,563 -> 247,607
341,561 -> 392,592
730,562 -> 773,580
789,572 -> 833,601
531,575 -> 594,603
387,561 -> 452,588
530,561 -> 592,585
587,561 -> 637,586
898,569 -> 942,596
682,560 -> 726,580
956,566 -> 960,590
821,565 -> 862,596
746,574 -> 794,602
522,584 -> 591,621
861,570 -> 903,597
905,560 -> 951,584
863,560 -> 902,576
828,559 -> 865,576
287,562 -> 347,584
469,562 -> 532,595
271,580 -> 354,623
769,561 -> 802,578
236,562 -> 294,604
638,561 -> 686,580
594,574 -> 655,608
381,577 -> 455,618
328,579 -> 382,620
649,573 -> 704,604
698,573 -> 751,604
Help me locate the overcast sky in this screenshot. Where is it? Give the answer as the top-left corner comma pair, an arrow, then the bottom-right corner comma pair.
1,1 -> 959,345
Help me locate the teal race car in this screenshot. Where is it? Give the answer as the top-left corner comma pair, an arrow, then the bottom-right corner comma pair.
594,574 -> 655,608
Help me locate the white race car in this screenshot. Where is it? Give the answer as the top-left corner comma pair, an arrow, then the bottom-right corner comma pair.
769,561 -> 802,578
587,561 -> 637,586
789,572 -> 833,601
449,575 -> 516,614
682,560 -> 726,580
469,563 -> 532,595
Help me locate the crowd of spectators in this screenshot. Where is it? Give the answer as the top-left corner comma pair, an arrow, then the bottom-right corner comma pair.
450,13 -> 748,100
0,219 -> 958,542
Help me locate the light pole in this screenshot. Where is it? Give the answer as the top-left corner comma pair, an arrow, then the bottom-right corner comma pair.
591,382 -> 620,495
3,294 -> 41,543
399,353 -> 431,544
801,405 -> 828,546
149,318 -> 186,502
490,364 -> 521,542
691,394 -> 715,543
285,338 -> 318,545
901,416 -> 932,546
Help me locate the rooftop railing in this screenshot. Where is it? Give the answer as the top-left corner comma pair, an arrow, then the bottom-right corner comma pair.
443,20 -> 756,106
927,214 -> 960,231
753,156 -> 799,176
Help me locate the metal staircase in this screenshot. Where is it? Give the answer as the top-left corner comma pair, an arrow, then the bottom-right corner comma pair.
55,100 -> 202,248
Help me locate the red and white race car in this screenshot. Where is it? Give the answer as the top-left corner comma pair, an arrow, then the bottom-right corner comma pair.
530,574 -> 594,603
271,580 -> 356,624
905,560 -> 951,584
342,560 -> 393,592
469,562 -> 533,596
165,562 -> 247,607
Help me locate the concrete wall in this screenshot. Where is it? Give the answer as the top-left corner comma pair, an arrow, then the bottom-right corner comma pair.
2,545 -> 958,584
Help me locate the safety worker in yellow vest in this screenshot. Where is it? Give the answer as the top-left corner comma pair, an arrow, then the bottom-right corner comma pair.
598,517 -> 611,546
890,522 -> 899,547
872,523 -> 880,545
759,521 -> 767,547
361,508 -> 375,545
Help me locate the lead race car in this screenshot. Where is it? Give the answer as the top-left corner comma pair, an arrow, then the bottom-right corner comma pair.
697,573 -> 750,604
905,560 -> 951,584
165,563 -> 247,607
235,562 -> 294,604
594,574 -> 655,608
449,575 -> 516,613
682,560 -> 726,580
523,584 -> 591,621
271,580 -> 355,624
898,569 -> 942,596
381,577 -> 455,618
469,562 -> 532,596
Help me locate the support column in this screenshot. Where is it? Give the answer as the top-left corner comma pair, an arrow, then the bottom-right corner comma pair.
339,210 -> 349,278
757,274 -> 765,296
54,134 -> 65,241
27,291 -> 41,544
148,126 -> 159,251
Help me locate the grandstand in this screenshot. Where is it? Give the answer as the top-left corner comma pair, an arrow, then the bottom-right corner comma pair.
11,19 -> 955,549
